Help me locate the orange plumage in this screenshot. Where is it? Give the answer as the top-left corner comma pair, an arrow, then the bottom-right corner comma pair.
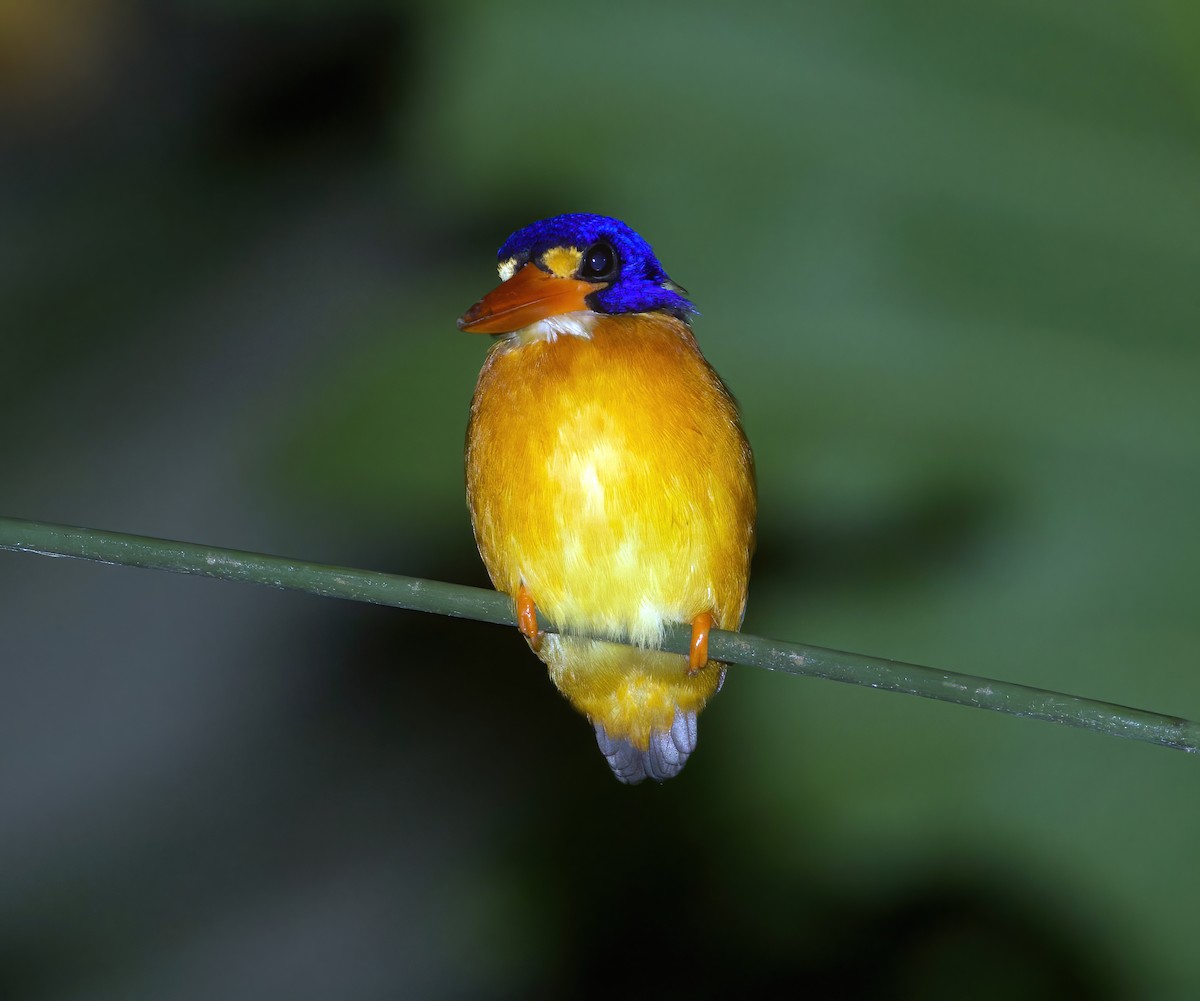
460,214 -> 755,782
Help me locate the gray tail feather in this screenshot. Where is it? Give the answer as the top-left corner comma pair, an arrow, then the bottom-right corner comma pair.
593,707 -> 698,784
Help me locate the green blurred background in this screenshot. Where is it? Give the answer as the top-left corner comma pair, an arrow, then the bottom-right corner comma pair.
2,1 -> 1198,997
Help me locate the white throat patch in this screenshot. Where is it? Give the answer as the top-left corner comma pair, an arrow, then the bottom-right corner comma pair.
513,310 -> 597,344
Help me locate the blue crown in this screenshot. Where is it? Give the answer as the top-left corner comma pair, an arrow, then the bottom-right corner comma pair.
497,213 -> 695,319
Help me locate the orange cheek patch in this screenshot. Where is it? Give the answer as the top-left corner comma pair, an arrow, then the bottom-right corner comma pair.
541,246 -> 582,279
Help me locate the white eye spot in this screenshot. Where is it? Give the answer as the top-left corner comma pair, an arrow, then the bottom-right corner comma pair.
498,257 -> 517,282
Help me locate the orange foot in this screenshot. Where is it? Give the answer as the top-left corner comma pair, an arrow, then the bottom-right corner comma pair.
517,583 -> 544,653
688,611 -> 714,675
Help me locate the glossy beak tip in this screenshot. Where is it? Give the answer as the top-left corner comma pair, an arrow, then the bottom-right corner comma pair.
455,305 -> 481,332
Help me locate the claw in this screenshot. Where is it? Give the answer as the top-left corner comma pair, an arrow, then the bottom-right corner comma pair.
517,583 -> 543,653
688,611 -> 713,675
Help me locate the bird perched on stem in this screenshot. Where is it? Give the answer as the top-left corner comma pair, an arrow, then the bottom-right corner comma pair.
459,213 -> 755,783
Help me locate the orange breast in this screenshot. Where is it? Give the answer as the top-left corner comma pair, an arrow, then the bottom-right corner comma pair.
465,312 -> 755,744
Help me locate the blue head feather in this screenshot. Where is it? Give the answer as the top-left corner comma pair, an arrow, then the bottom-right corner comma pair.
497,213 -> 695,319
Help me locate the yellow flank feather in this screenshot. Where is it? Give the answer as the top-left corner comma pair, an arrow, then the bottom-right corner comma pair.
465,312 -> 756,751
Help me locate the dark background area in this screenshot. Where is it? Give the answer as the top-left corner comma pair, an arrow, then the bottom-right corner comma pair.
2,1 -> 1198,997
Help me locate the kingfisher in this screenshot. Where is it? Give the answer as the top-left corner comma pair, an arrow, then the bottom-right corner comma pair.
459,213 -> 756,783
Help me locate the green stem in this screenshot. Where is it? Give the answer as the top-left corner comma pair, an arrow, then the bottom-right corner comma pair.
1,516 -> 1196,755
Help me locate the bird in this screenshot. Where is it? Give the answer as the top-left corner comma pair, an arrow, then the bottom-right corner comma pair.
459,213 -> 755,783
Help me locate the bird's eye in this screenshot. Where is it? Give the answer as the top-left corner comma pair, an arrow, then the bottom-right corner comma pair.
580,241 -> 617,281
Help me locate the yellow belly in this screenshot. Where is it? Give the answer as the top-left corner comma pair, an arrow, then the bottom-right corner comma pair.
465,312 -> 755,749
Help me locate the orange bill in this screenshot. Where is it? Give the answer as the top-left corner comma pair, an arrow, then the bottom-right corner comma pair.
457,263 -> 602,334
